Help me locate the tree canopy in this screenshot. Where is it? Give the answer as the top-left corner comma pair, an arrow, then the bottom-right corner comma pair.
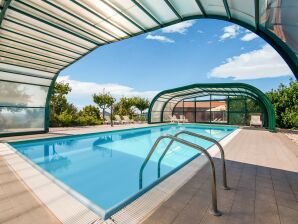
93,91 -> 115,120
134,97 -> 150,115
266,79 -> 298,129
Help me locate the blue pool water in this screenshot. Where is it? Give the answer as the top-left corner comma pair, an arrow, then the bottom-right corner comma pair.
10,124 -> 235,219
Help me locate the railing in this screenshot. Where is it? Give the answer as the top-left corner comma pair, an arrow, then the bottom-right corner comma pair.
157,130 -> 230,190
139,134 -> 222,216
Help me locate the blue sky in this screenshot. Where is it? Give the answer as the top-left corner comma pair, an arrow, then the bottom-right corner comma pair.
60,19 -> 294,108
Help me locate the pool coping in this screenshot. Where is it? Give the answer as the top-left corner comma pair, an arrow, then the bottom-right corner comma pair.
0,124 -> 241,224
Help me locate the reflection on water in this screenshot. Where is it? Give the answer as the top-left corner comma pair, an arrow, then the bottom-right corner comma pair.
40,145 -> 71,172
11,125 -> 235,211
93,135 -> 113,157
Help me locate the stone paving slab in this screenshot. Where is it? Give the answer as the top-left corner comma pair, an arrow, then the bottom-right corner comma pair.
0,157 -> 61,224
142,129 -> 298,224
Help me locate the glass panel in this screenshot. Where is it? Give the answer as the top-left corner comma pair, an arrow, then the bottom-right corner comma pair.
7,5 -> 97,48
211,95 -> 227,100
163,101 -> 176,112
163,111 -> 172,122
229,112 -> 247,125
211,111 -> 227,123
0,45 -> 67,67
196,101 -> 210,111
0,71 -> 52,86
228,97 -> 246,112
196,111 -> 210,123
173,110 -> 183,120
29,0 -> 108,43
23,0 -> 111,43
0,81 -> 48,107
196,95 -> 211,101
0,107 -> 45,133
227,0 -> 255,26
56,0 -> 123,40
150,111 -> 161,122
246,98 -> 262,113
111,0 -> 157,29
200,0 -> 227,16
0,51 -> 62,70
0,57 -> 58,73
0,62 -> 56,79
140,0 -> 177,23
0,26 -> 83,58
259,0 -> 298,56
183,101 -> 195,123
0,37 -> 74,63
78,0 -> 135,36
151,100 -> 165,112
173,101 -> 183,112
210,100 -> 227,123
170,0 -> 202,17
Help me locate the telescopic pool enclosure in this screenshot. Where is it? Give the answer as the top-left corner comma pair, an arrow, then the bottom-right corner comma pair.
148,83 -> 276,131
0,0 -> 297,136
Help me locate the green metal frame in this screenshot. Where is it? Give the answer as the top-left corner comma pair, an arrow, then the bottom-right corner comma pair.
148,83 -> 276,132
0,0 -> 297,137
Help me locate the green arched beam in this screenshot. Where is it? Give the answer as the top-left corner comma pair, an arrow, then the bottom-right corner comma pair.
0,1 -> 296,136
43,15 -> 298,131
148,83 -> 276,132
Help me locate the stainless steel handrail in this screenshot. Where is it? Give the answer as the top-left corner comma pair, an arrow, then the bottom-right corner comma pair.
139,134 -> 222,216
157,130 -> 230,190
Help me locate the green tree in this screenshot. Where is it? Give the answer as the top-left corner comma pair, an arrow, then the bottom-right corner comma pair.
50,81 -> 77,127
113,97 -> 135,117
266,79 -> 298,129
76,105 -> 102,126
133,97 -> 150,115
93,91 -> 115,120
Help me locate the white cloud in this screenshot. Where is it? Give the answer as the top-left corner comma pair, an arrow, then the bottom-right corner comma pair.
209,44 -> 292,80
219,25 -> 240,41
57,76 -> 159,108
162,21 -> 195,34
145,34 -> 174,43
241,32 -> 258,41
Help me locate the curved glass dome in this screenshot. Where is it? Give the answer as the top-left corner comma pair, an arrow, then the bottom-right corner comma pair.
148,83 -> 276,131
0,0 -> 296,135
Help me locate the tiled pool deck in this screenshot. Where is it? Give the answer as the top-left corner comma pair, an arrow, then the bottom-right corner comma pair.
0,124 -> 298,224
142,128 -> 298,224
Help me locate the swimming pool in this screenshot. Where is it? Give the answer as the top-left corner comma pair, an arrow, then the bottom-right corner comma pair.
10,124 -> 236,219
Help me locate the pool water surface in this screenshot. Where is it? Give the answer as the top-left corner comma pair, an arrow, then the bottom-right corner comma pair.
10,124 -> 236,219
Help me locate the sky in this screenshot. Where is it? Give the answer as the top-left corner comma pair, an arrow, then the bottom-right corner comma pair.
59,19 -> 294,108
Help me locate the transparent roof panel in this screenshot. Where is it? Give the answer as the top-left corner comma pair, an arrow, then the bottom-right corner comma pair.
259,0 -> 298,56
16,1 -> 107,45
0,0 -> 296,79
110,0 -> 157,29
0,45 -> 67,67
0,63 -> 56,79
0,51 -> 63,70
139,0 -> 178,23
0,81 -> 48,107
170,0 -> 202,17
0,71 -> 52,86
200,0 -> 227,17
227,0 -> 255,27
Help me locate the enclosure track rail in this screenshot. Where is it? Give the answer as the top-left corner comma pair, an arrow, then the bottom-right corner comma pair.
157,130 -> 230,190
139,134 -> 222,216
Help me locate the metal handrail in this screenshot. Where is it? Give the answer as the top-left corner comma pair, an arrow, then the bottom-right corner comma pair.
139,134 -> 222,216
158,130 -> 230,190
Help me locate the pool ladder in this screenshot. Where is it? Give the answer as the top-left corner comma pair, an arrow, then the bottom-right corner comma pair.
139,130 -> 230,216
